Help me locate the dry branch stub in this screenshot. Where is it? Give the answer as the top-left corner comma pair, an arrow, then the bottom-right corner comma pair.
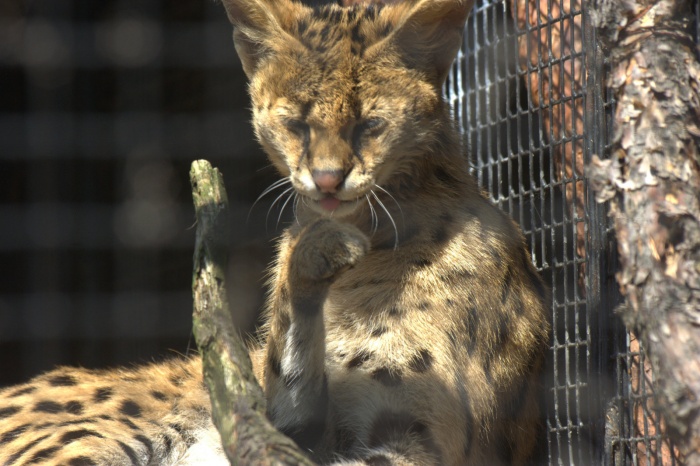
190,159 -> 315,466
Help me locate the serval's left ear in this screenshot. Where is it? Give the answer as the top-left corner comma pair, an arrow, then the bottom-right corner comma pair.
221,0 -> 304,78
385,0 -> 474,87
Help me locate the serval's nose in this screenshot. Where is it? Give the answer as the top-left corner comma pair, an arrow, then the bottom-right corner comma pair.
312,169 -> 344,194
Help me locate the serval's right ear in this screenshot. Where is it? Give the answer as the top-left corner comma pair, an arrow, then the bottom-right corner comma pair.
221,0 -> 304,78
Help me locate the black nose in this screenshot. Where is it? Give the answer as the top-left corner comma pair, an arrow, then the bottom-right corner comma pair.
312,169 -> 344,193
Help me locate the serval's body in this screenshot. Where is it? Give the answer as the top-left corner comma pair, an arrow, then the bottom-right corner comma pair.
0,0 -> 548,464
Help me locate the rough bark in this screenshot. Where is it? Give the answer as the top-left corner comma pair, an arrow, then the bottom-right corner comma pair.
190,160 -> 315,466
588,1 -> 700,464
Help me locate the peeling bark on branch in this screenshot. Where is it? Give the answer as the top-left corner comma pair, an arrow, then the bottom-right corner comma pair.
190,160 -> 315,466
588,1 -> 700,463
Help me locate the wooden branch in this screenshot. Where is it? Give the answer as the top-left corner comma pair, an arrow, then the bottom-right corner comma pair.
589,1 -> 700,463
189,159 -> 315,466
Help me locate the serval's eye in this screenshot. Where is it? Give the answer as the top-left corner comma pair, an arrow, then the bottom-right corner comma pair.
358,118 -> 386,136
284,119 -> 310,136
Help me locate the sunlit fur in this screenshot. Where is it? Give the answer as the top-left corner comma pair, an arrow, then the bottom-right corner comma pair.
227,0 -> 550,464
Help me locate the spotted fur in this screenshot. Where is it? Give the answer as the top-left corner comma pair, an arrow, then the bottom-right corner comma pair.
0,0 -> 548,464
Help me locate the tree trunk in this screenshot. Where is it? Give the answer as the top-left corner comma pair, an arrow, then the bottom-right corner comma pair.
189,160 -> 315,466
588,1 -> 700,463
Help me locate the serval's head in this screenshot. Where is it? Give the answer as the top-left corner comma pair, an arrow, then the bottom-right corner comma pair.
222,0 -> 473,217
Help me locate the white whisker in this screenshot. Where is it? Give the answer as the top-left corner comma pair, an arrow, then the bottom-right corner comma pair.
277,189 -> 296,228
292,194 -> 300,224
247,178 -> 292,223
374,184 -> 404,223
266,186 -> 295,230
365,194 -> 378,235
371,190 -> 399,249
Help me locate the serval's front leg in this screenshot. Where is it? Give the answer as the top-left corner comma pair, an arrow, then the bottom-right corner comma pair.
261,219 -> 369,454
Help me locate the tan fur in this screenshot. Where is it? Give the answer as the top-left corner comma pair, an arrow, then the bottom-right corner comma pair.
0,0 -> 548,465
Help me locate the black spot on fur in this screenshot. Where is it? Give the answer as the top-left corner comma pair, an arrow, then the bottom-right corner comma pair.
387,306 -> 401,317
418,301 -> 431,311
120,400 -> 142,418
494,432 -> 516,464
65,401 -> 84,415
0,406 -> 21,419
8,386 -> 36,398
57,418 -> 95,427
446,298 -> 456,308
117,440 -> 140,464
269,354 -> 282,377
371,326 -> 388,337
29,445 -> 60,462
1,423 -> 30,444
94,387 -> 113,403
466,325 -> 477,356
489,246 -> 502,264
150,390 -> 168,402
369,411 -> 421,447
412,257 -> 432,268
432,225 -> 449,244
365,3 -> 383,20
402,224 -> 421,243
500,266 -> 514,304
162,433 -> 174,455
7,434 -> 50,464
33,401 -> 63,414
366,455 -> 393,466
368,411 -> 439,460
493,313 -> 511,352
135,434 -> 154,456
371,367 -> 402,387
347,349 -> 373,368
434,166 -> 459,185
169,374 -> 184,386
47,374 -> 78,387
319,24 -> 331,42
351,22 -> 362,44
120,417 -> 139,430
335,426 -> 355,455
68,457 -> 95,466
458,268 -> 475,279
297,19 -> 309,36
409,349 -> 433,373
447,329 -> 458,345
165,421 -> 196,447
484,357 -> 493,385
61,429 -> 104,443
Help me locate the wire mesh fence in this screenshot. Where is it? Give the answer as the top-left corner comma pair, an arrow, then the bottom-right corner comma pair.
0,0 -> 277,383
449,0 -> 690,464
0,0 -> 695,464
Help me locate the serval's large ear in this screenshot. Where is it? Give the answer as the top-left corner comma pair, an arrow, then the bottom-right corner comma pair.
385,0 -> 474,87
221,0 -> 302,78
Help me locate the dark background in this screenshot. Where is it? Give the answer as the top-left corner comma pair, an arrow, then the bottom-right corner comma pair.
0,0 -> 278,385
